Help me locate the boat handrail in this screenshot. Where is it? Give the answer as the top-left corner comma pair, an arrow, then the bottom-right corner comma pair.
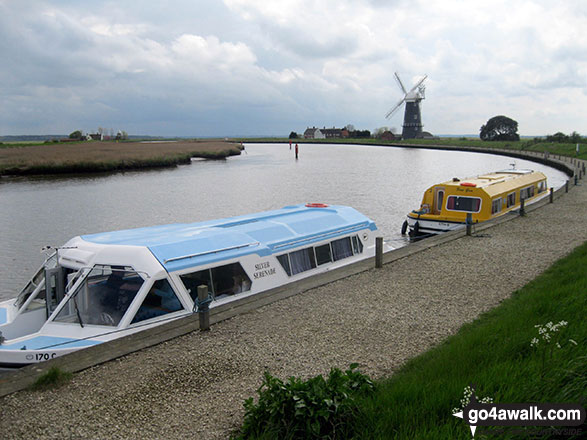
272,223 -> 369,250
163,241 -> 261,264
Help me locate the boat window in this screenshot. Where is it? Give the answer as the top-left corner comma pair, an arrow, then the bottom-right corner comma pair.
53,265 -> 144,327
315,244 -> 332,266
180,269 -> 213,299
15,266 -> 46,310
491,198 -> 502,215
446,196 -> 481,213
179,262 -> 251,301
352,235 -> 363,254
538,181 -> 547,193
520,185 -> 535,200
212,263 -> 251,298
506,192 -> 516,208
332,237 -> 353,261
131,279 -> 183,324
277,254 -> 291,276
289,247 -> 317,275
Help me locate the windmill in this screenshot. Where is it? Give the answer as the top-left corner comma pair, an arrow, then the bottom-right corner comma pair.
385,72 -> 427,139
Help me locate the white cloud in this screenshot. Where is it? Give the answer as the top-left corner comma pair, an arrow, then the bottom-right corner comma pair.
0,0 -> 586,136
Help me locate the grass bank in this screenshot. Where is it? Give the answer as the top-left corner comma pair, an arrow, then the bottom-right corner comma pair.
0,140 -> 243,176
239,137 -> 587,161
350,241 -> 586,439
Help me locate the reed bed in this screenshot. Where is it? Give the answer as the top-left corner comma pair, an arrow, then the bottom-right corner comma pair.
0,140 -> 242,176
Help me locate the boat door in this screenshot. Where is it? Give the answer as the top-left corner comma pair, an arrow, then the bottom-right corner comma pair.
433,187 -> 445,214
44,266 -> 66,318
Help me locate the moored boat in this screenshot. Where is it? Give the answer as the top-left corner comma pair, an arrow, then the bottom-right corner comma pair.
0,204 -> 385,367
403,169 -> 548,237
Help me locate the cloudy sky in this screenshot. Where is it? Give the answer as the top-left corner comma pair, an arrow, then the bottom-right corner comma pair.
1,0 -> 585,137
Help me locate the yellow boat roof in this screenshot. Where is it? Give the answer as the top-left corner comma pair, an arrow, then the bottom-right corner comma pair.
439,170 -> 546,197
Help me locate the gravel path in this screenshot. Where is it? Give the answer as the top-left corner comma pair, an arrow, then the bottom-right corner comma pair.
1,176 -> 585,439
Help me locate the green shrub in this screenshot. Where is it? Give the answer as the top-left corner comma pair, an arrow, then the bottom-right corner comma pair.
233,363 -> 375,439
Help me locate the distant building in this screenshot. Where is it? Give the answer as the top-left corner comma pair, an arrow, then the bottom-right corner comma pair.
86,133 -> 104,141
304,126 -> 345,139
380,131 -> 397,141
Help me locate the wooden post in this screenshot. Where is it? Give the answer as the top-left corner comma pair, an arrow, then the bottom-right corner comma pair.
466,213 -> 472,236
375,237 -> 383,268
519,198 -> 526,216
197,285 -> 210,331
549,187 -> 554,203
575,174 -> 578,185
566,180 -> 569,193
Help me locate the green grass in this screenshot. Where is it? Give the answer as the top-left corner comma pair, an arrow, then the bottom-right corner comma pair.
349,241 -> 587,439
29,367 -> 73,391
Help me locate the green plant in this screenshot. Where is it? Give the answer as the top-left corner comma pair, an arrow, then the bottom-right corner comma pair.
30,367 -> 73,390
233,363 -> 375,439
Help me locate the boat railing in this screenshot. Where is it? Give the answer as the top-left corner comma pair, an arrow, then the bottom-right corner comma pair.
164,241 -> 261,264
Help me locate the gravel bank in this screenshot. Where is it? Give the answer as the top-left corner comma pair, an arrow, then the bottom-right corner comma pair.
1,179 -> 585,439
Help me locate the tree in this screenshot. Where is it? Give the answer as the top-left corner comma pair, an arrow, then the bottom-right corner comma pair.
288,131 -> 298,139
69,130 -> 83,140
480,115 -> 520,141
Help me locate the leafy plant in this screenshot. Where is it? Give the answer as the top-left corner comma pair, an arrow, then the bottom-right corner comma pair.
233,363 -> 375,439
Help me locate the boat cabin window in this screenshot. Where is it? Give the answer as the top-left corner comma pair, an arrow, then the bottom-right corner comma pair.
538,181 -> 547,193
179,262 -> 251,301
520,185 -> 535,201
15,266 -> 46,310
446,196 -> 481,213
352,235 -> 363,255
315,244 -> 332,266
131,279 -> 183,324
506,192 -> 516,208
277,235 -> 364,277
332,237 -> 353,261
491,198 -> 502,215
53,265 -> 144,327
277,254 -> 291,276
289,248 -> 317,275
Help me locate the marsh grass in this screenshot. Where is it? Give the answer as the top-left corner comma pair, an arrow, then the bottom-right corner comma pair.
0,140 -> 242,176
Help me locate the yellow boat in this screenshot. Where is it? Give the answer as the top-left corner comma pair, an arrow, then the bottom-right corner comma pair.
403,169 -> 548,237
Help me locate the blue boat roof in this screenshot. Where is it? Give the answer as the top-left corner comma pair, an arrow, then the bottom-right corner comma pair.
82,204 -> 377,272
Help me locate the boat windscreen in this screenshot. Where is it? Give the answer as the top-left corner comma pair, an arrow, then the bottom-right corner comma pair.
53,265 -> 144,327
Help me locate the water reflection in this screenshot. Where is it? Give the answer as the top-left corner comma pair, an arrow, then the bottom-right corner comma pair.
0,143 -> 568,300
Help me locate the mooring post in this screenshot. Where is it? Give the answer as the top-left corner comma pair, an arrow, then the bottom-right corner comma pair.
566,180 -> 569,193
520,198 -> 526,216
197,284 -> 210,331
375,236 -> 383,268
466,213 -> 472,236
549,187 -> 554,203
575,174 -> 578,185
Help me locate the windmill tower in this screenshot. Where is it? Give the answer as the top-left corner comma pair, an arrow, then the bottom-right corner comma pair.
385,72 -> 427,139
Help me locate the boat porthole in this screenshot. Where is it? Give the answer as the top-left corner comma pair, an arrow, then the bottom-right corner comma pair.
362,232 -> 368,241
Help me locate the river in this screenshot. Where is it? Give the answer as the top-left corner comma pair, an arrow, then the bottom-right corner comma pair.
0,143 -> 568,300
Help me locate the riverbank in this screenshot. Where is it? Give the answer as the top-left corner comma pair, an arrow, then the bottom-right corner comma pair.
0,160 -> 584,438
0,140 -> 242,176
241,137 -> 587,161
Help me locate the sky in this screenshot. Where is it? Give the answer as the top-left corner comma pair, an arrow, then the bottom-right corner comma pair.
1,0 -> 586,137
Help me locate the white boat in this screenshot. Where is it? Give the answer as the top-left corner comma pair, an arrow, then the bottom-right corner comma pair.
0,203 -> 383,367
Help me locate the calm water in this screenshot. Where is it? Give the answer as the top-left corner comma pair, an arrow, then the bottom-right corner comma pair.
0,143 -> 568,301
